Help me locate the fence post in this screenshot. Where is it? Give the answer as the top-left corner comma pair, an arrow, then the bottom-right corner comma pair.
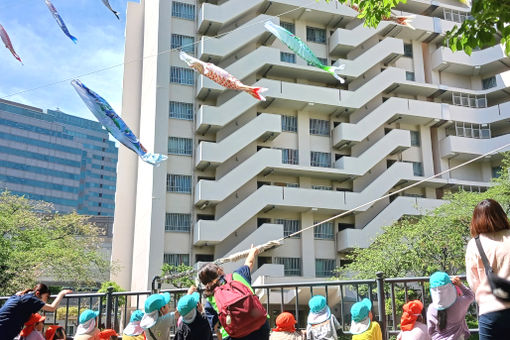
376,272 -> 387,340
105,286 -> 113,329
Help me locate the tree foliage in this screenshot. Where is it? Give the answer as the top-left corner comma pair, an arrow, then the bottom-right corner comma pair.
0,191 -> 111,295
98,280 -> 126,306
326,0 -> 510,55
161,263 -> 195,288
336,153 -> 510,280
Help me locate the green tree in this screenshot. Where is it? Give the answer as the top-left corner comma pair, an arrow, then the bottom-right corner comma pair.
325,0 -> 510,55
0,191 -> 111,295
98,280 -> 126,306
161,263 -> 195,288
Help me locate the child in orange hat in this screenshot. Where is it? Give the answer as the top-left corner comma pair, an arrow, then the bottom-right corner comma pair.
19,313 -> 46,340
269,312 -> 305,340
396,300 -> 430,340
45,325 -> 66,340
98,329 -> 118,340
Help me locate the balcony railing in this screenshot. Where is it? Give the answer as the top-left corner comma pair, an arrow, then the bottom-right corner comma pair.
452,92 -> 487,108
1,274 -> 479,340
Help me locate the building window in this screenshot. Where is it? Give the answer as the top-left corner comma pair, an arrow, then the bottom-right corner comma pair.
314,222 -> 334,240
312,185 -> 333,191
281,115 -> 297,132
410,131 -> 420,146
171,34 -> 195,54
280,52 -> 296,63
482,76 -> 497,90
412,162 -> 424,176
452,92 -> 487,108
406,71 -> 415,81
276,219 -> 301,238
163,253 -> 190,266
172,2 -> 195,20
311,152 -> 331,168
404,43 -> 413,57
170,67 -> 194,85
275,257 -> 301,276
168,137 -> 193,156
492,166 -> 502,178
167,174 -> 192,193
170,101 -> 193,120
165,213 -> 191,232
280,21 -> 295,34
316,259 -> 336,277
306,26 -> 326,44
308,57 -> 327,66
309,119 -> 330,136
281,148 -> 299,165
286,183 -> 299,188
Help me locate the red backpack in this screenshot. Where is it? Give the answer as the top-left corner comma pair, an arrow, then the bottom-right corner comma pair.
213,273 -> 267,338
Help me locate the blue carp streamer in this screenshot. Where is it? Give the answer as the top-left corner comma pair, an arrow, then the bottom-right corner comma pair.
45,0 -> 78,43
71,80 -> 167,166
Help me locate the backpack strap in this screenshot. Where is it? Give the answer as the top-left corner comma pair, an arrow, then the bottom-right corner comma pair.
147,327 -> 159,340
474,236 -> 494,274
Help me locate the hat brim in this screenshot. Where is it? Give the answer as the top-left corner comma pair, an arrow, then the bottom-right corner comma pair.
350,316 -> 371,335
307,306 -> 331,325
162,292 -> 171,305
140,310 -> 158,329
431,284 -> 457,310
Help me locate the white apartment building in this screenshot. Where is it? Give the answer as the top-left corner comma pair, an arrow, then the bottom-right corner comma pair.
112,0 -> 510,291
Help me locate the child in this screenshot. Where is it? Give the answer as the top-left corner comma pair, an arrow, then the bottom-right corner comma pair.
349,298 -> 382,340
397,300 -> 430,340
270,312 -> 305,340
140,292 -> 177,340
45,325 -> 66,340
306,295 -> 341,340
426,272 -> 474,340
74,309 -> 100,340
19,313 -> 46,340
174,287 -> 213,340
98,329 -> 118,340
122,310 -> 144,340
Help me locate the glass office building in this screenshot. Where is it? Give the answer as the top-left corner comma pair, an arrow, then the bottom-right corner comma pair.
0,99 -> 118,216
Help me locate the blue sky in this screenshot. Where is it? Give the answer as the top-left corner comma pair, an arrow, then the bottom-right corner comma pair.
0,0 -> 130,121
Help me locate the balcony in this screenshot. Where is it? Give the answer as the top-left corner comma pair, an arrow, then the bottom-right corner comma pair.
432,45 -> 510,76
440,133 -> 510,160
198,15 -> 279,62
335,129 -> 411,175
337,196 -> 445,252
197,0 -> 265,35
195,113 -> 281,169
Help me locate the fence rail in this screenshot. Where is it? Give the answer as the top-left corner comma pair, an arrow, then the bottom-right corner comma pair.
0,273 -> 479,339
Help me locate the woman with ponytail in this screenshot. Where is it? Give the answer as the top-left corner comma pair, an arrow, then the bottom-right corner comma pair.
426,273 -> 473,340
0,283 -> 72,340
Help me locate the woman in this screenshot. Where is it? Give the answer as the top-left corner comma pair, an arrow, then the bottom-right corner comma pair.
465,199 -> 510,339
426,272 -> 473,340
0,283 -> 72,340
198,245 -> 269,340
397,300 -> 429,340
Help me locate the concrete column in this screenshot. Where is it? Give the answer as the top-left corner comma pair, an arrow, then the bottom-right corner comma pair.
130,0 -> 171,291
420,125 -> 434,177
300,211 -> 315,277
298,112 -> 310,166
110,1 -> 144,290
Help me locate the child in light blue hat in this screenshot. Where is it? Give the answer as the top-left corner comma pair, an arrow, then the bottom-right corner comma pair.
426,272 -> 474,340
74,309 -> 100,340
174,286 -> 213,340
140,292 -> 178,340
350,298 -> 382,339
123,309 -> 144,339
306,295 -> 341,340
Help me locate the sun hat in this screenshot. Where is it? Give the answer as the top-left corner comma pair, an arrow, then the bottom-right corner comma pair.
79,309 -> 99,324
177,292 -> 200,324
350,298 -> 372,335
429,272 -> 457,310
130,309 -> 144,323
99,329 -> 118,340
272,312 -> 297,333
307,295 -> 331,325
141,292 -> 172,329
20,313 -> 46,337
144,292 -> 171,313
400,300 -> 423,331
45,325 -> 64,340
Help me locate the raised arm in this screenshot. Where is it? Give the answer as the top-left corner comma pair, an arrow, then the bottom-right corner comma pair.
41,289 -> 72,312
244,244 -> 259,272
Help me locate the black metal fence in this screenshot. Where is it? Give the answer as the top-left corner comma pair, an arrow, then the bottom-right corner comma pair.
0,273 -> 478,340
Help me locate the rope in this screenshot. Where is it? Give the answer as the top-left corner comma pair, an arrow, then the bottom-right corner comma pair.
160,142 -> 510,282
